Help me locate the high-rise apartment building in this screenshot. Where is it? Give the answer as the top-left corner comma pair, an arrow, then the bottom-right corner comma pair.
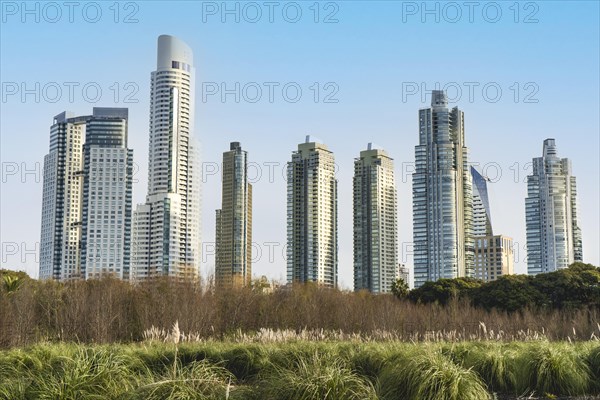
287,136 -> 338,287
353,143 -> 398,293
131,35 -> 201,281
215,142 -> 252,289
473,235 -> 514,281
396,263 -> 410,287
39,108 -> 133,280
526,139 -> 582,274
412,90 -> 473,288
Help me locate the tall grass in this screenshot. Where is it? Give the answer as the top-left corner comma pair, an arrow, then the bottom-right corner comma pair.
444,342 -> 520,394
521,341 -> 592,396
2,276 -> 599,347
1,341 -> 599,399
132,359 -> 235,400
378,346 -> 491,400
256,351 -> 378,400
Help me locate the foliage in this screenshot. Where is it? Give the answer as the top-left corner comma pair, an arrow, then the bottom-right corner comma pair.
411,263 -> 600,312
256,351 -> 378,400
2,341 -> 597,399
391,278 -> 409,299
0,264 -> 599,348
408,277 -> 483,305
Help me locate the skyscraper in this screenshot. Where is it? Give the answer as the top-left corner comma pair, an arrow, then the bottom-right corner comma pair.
526,139 -> 582,274
353,143 -> 398,293
412,90 -> 473,288
471,166 -> 493,237
215,142 -> 252,289
131,35 -> 201,281
39,108 -> 133,280
287,136 -> 338,287
473,235 -> 514,282
470,166 -> 514,282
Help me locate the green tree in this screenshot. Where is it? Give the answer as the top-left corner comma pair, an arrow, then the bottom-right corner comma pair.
0,269 -> 30,295
469,274 -> 542,312
408,277 -> 482,306
391,278 -> 409,299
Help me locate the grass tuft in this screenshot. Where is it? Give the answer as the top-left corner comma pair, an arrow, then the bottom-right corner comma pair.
257,351 -> 378,400
522,341 -> 591,396
379,346 -> 491,400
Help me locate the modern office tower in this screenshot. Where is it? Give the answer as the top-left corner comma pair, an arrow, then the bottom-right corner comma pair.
215,142 -> 252,289
353,143 -> 398,293
287,136 -> 338,287
412,90 -> 473,288
131,35 -> 201,281
526,139 -> 582,274
471,166 -> 493,237
473,235 -> 514,282
39,108 -> 133,281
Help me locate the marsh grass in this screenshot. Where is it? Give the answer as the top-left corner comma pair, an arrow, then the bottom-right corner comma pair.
132,359 -> 235,400
445,342 -> 520,394
585,343 -> 600,393
0,341 -> 598,399
256,351 -> 378,400
378,346 -> 491,400
521,341 -> 592,396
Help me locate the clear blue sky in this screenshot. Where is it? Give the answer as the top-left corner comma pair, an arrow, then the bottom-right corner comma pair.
1,1 -> 598,288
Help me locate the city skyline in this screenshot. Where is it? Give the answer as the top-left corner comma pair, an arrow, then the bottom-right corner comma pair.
2,2 -> 598,288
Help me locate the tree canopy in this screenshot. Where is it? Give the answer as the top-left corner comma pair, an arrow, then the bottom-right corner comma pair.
402,263 -> 600,312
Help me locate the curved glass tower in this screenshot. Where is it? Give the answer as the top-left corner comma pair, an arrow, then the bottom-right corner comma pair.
132,35 -> 201,281
471,166 -> 493,237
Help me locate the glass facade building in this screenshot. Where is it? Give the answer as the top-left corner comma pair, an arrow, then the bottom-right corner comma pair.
412,90 -> 473,288
131,35 -> 201,281
39,108 -> 133,280
526,139 -> 582,274
215,142 -> 252,289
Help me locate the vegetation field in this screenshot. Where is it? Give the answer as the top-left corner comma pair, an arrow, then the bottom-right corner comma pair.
1,340 -> 599,400
1,264 -> 599,398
